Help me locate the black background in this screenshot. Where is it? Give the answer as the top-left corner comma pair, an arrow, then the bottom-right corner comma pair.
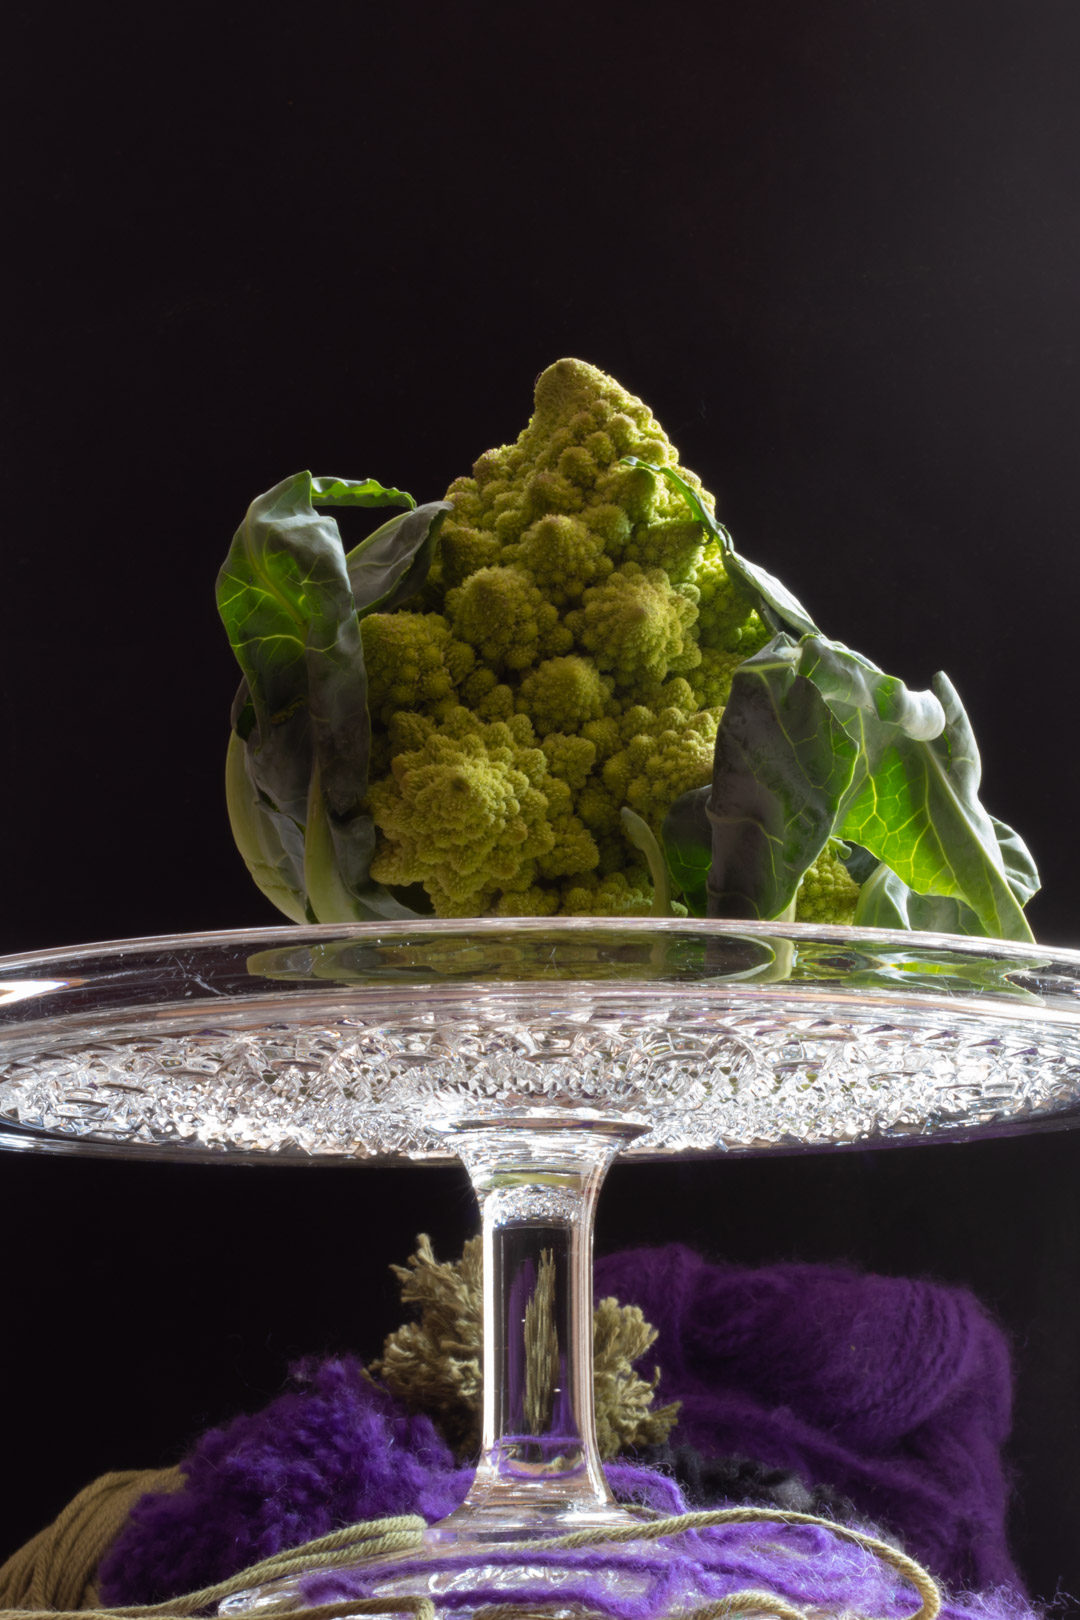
3,0 -> 1079,1604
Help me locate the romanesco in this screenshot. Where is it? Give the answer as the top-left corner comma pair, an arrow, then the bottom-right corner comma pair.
361,358 -> 796,918
794,841 -> 862,926
222,359 -> 1039,939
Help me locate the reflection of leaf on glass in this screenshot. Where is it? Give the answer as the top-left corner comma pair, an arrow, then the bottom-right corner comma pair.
243,927 -> 784,987
789,936 -> 1047,1002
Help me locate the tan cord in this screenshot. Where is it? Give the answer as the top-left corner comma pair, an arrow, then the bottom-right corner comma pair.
515,1507 -> 942,1620
473,1597 -> 808,1620
680,1596 -> 808,1619
0,1495 -> 941,1620
0,1471 -> 183,1612
0,1602 -> 433,1620
0,1511 -> 432,1620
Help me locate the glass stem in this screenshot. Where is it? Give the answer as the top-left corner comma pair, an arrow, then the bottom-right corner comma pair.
444,1116 -> 645,1533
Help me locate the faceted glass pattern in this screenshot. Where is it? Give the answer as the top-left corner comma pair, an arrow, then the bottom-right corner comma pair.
2,919 -> 1079,1163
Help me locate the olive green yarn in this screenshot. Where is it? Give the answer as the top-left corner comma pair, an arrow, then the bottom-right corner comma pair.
368,1234 -> 679,1457
590,1295 -> 678,1458
368,1234 -> 483,1453
0,1502 -> 941,1620
0,1471 -> 184,1613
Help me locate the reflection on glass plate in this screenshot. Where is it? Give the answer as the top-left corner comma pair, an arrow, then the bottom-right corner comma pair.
1,918 -> 1079,1163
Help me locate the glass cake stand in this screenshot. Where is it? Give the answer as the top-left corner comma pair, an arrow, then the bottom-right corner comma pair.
3,917 -> 1080,1615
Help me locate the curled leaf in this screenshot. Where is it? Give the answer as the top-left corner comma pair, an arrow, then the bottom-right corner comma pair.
703,634 -> 1037,941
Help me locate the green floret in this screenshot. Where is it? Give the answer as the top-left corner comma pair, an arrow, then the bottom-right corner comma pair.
368,709 -> 559,916
560,870 -> 655,917
540,732 -> 597,790
446,566 -> 572,670
459,667 -> 517,722
361,612 -> 475,725
368,706 -> 602,918
687,646 -> 751,710
513,514 -> 614,604
516,655 -> 613,735
795,841 -> 862,925
536,811 -> 600,881
620,519 -> 706,583
565,564 -> 701,689
690,540 -> 759,643
601,707 -> 718,835
437,517 -> 503,586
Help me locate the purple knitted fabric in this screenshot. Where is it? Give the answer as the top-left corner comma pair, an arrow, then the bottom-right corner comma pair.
99,1357 -> 472,1604
594,1245 -> 1019,1591
99,1251 -> 1026,1612
98,1367 -> 686,1606
100,1366 -> 1037,1620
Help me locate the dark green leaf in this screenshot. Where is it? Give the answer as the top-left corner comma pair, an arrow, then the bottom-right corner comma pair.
622,457 -> 818,637
851,866 -> 1042,1004
704,632 -> 1037,942
797,637 -> 946,747
852,862 -> 990,934
991,815 -> 1041,909
835,670 -> 1035,941
661,786 -> 712,916
705,638 -> 859,919
224,731 -> 310,925
723,552 -> 820,640
839,842 -> 880,885
217,471 -> 371,827
217,471 -> 425,924
346,501 -> 452,617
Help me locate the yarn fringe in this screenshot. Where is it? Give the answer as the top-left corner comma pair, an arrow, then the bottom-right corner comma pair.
370,1236 -> 680,1458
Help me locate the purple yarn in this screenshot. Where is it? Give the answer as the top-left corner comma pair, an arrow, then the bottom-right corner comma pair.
99,1377 -> 686,1606
100,1251 -> 1031,1615
301,1518 -> 1038,1620
98,1357 -> 472,1604
604,1461 -> 691,1516
594,1245 -> 1020,1592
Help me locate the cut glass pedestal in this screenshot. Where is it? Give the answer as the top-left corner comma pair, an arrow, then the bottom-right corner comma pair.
3,918 -> 1080,1616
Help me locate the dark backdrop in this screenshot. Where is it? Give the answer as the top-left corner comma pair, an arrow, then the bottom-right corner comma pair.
4,0 -> 1079,1603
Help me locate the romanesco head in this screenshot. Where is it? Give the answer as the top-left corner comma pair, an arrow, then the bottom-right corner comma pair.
362,358 -> 777,917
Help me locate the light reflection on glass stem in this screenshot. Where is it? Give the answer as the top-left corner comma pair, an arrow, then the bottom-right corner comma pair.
442,1117 -> 646,1532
